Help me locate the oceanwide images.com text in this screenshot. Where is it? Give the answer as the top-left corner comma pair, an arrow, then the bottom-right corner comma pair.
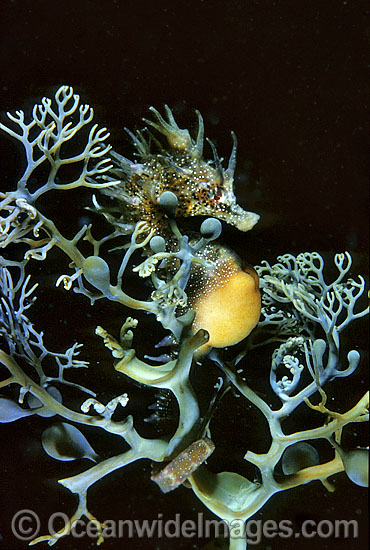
11,509 -> 360,545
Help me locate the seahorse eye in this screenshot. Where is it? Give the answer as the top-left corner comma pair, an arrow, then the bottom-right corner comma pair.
208,186 -> 224,202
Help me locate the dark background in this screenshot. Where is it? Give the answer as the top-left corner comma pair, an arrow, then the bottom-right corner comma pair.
0,1 -> 368,550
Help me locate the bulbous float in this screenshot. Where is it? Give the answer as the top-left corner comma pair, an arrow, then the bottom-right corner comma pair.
340,447 -> 369,488
282,442 -> 320,475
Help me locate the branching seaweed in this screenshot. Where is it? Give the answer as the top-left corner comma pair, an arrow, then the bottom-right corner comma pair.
0,87 -> 368,550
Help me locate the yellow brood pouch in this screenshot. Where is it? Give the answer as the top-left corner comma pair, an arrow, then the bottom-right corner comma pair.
189,246 -> 261,356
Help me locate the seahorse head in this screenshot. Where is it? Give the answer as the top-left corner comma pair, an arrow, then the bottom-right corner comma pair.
98,106 -> 259,235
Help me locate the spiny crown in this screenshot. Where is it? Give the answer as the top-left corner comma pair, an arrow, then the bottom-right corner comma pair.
98,106 -> 260,235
